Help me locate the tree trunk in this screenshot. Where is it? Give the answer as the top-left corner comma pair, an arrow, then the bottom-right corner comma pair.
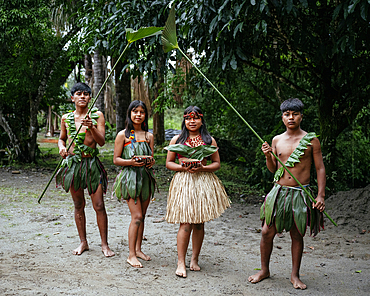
93,50 -> 105,116
114,59 -> 131,134
29,93 -> 39,162
152,56 -> 165,145
84,54 -> 93,86
0,109 -> 23,161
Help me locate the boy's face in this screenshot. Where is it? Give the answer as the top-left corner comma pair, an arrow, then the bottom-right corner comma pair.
71,90 -> 91,107
282,110 -> 302,129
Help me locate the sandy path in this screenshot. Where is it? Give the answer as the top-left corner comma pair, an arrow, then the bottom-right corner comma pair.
0,168 -> 369,295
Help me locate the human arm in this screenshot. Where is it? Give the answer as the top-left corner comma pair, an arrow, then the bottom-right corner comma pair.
145,132 -> 155,168
311,137 -> 326,212
81,111 -> 105,146
262,138 -> 277,173
58,115 -> 69,158
165,136 -> 184,172
113,130 -> 145,167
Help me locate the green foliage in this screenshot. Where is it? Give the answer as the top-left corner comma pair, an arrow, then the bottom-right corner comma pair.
105,121 -> 116,142
174,0 -> 370,189
148,108 -> 183,130
0,0 -> 80,162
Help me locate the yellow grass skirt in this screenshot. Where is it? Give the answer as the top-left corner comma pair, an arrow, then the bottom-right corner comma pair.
166,171 -> 230,224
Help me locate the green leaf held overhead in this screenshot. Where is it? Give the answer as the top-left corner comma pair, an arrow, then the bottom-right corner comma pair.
161,6 -> 179,53
126,27 -> 164,44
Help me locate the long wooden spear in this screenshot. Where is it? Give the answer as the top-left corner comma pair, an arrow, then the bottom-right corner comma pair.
38,27 -> 163,203
161,7 -> 337,227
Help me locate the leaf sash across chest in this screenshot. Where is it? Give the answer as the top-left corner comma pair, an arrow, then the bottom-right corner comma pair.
274,132 -> 317,182
64,107 -> 100,162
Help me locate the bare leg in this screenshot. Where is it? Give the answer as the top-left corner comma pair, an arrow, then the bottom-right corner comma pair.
90,185 -> 115,257
176,223 -> 192,277
126,198 -> 144,268
248,222 -> 276,283
135,197 -> 151,261
70,186 -> 89,255
290,225 -> 306,289
190,223 -> 204,271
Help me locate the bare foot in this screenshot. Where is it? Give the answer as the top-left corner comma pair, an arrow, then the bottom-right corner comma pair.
291,275 -> 307,289
72,241 -> 89,255
136,250 -> 151,261
190,258 -> 201,271
127,257 -> 143,268
248,270 -> 270,283
101,245 -> 115,257
176,261 -> 187,278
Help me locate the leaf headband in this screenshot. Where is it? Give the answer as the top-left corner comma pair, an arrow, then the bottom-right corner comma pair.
183,111 -> 203,118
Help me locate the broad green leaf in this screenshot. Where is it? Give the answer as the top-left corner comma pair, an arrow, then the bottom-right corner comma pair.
292,189 -> 307,236
162,6 -> 179,53
126,27 -> 164,44
164,144 -> 218,161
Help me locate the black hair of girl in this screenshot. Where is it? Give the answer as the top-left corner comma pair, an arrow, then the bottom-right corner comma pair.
124,100 -> 149,138
280,98 -> 304,113
176,106 -> 212,145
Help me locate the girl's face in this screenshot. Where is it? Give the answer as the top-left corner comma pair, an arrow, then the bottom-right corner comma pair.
131,106 -> 146,125
184,113 -> 202,133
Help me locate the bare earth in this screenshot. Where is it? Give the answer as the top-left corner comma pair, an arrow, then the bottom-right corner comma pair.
0,167 -> 369,296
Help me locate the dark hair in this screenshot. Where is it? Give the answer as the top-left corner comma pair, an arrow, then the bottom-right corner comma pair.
124,100 -> 149,138
71,82 -> 92,96
176,106 -> 212,145
280,98 -> 304,113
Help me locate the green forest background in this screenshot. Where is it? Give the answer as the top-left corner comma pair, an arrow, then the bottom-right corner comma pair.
1,0 -> 369,196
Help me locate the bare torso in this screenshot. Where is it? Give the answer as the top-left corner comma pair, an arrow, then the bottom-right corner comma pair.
59,110 -> 105,157
273,131 -> 312,186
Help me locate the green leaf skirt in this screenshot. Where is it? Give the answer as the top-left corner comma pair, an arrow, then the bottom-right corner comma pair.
260,183 -> 324,237
166,171 -> 231,224
112,166 -> 155,203
55,155 -> 108,195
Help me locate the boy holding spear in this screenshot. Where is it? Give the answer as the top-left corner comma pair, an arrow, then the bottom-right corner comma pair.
248,98 -> 325,289
56,82 -> 114,257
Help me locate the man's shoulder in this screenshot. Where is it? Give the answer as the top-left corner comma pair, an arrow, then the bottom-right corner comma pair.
62,112 -> 73,119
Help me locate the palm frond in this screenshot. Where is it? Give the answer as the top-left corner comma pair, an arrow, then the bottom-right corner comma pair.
161,6 -> 178,53
126,27 -> 164,44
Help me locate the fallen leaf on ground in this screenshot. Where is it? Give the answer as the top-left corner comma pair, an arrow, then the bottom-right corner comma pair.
153,217 -> 165,223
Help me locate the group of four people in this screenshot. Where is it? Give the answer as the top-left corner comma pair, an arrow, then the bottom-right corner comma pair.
56,82 -> 325,290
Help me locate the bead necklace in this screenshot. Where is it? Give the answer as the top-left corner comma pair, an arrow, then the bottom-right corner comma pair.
186,134 -> 204,148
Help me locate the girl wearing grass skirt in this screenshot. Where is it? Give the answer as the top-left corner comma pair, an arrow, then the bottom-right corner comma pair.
165,106 -> 230,278
112,100 -> 155,268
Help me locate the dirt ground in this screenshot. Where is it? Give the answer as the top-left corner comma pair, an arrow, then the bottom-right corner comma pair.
0,167 -> 369,296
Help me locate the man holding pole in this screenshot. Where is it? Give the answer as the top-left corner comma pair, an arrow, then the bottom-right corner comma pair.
248,98 -> 325,289
56,82 -> 114,257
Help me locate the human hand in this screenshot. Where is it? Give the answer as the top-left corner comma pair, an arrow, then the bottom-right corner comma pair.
59,147 -> 69,159
261,141 -> 272,156
131,156 -> 146,167
185,162 -> 203,174
313,196 -> 325,212
145,157 -> 155,168
81,115 -> 93,130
